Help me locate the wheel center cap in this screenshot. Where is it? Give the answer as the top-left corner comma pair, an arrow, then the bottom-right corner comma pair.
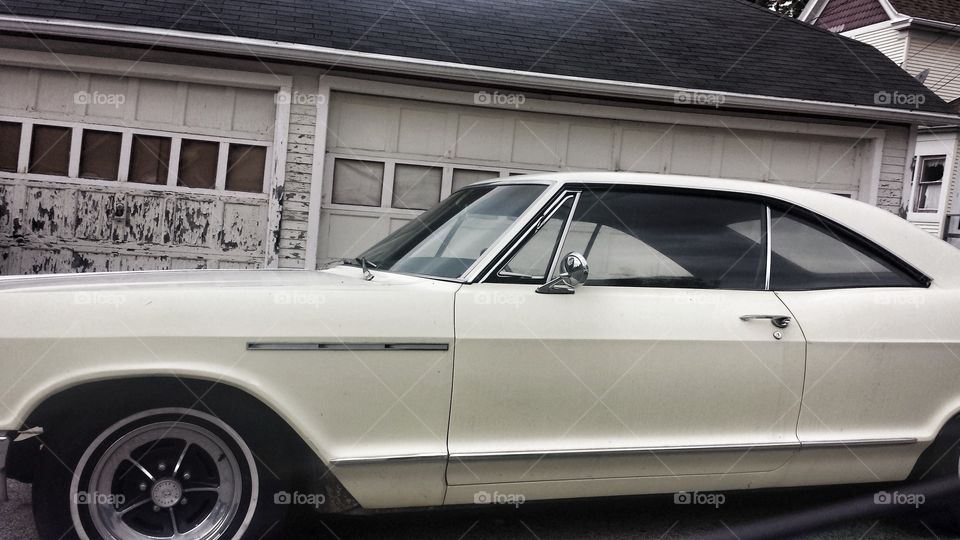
150,479 -> 183,508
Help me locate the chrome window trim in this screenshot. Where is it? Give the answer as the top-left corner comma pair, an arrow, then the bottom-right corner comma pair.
0,433 -> 10,502
765,205 -> 772,290
543,191 -> 581,282
481,190 -> 580,283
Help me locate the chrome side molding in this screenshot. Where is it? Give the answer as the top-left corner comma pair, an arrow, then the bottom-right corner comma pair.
247,342 -> 449,351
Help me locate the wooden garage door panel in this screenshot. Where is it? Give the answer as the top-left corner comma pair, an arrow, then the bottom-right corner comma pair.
397,108 -> 449,156
0,66 -> 33,110
74,190 -> 117,241
36,71 -> 79,115
320,212 -> 389,260
619,126 -> 671,173
456,115 -> 504,161
25,187 -> 72,237
670,130 -> 717,176
125,194 -> 168,245
771,138 -> 817,183
720,134 -> 768,181
513,120 -> 562,166
336,102 -> 394,152
222,202 -> 266,252
567,124 -> 615,169
170,199 -> 216,247
0,184 -> 17,235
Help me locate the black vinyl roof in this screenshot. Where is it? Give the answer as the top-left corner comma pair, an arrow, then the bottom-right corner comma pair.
1,0 -> 951,113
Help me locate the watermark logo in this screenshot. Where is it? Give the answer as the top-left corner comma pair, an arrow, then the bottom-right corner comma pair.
272,291 -> 325,307
474,291 -> 526,307
74,91 -> 126,108
674,491 -> 725,508
474,90 -> 526,109
474,490 -> 526,508
74,291 -> 126,306
874,91 -> 926,107
874,490 -> 924,508
75,491 -> 126,505
674,91 -> 725,108
275,91 -> 327,106
871,292 -> 924,307
274,490 -> 326,508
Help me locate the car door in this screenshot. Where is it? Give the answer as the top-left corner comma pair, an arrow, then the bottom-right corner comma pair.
448,185 -> 807,486
764,205 -> 951,478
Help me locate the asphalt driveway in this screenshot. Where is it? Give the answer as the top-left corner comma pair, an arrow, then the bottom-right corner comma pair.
3,480 -> 956,540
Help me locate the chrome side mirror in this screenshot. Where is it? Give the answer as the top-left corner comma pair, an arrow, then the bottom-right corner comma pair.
536,252 -> 589,295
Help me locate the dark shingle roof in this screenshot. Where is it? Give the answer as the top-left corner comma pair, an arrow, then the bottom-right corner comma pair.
1,0 -> 951,113
891,0 -> 960,26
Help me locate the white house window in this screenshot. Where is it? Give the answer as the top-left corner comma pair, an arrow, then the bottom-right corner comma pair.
29,124 -> 71,176
79,129 -> 122,180
392,164 -> 441,210
0,121 -> 20,172
129,135 -> 171,185
332,159 -> 384,206
178,139 -> 219,189
226,144 -> 267,193
914,156 -> 945,213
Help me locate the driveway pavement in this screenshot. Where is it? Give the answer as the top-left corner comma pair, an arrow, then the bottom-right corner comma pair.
2,480 -> 954,540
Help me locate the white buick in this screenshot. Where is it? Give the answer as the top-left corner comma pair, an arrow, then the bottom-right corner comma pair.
2,172 -> 960,540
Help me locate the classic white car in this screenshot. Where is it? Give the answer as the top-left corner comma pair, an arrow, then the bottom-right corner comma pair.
2,172 -> 960,540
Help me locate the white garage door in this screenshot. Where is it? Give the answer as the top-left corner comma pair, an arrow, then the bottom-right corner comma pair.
0,65 -> 278,274
318,92 -> 869,263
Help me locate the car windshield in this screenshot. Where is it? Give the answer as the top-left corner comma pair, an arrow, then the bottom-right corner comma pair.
358,184 -> 547,279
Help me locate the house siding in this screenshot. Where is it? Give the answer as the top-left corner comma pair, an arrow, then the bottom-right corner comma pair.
845,24 -> 907,66
879,124 -> 910,213
277,76 -> 318,269
904,30 -> 960,101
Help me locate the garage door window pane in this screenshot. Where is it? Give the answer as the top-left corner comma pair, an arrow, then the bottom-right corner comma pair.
770,207 -> 917,290
29,125 -> 71,176
393,164 -> 441,210
452,169 -> 499,192
178,139 -> 218,189
79,130 -> 122,180
129,135 -> 171,185
332,159 -> 384,206
558,189 -> 766,289
226,144 -> 266,193
0,121 -> 21,172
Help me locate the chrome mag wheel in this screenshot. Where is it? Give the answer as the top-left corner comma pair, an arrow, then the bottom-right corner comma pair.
70,409 -> 258,540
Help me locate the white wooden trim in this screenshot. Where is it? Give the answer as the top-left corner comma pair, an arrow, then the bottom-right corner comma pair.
214,141 -> 229,191
117,130 -> 132,182
305,80 -> 332,269
16,121 -> 31,173
0,171 -> 268,199
0,47 -> 292,90
68,126 -> 82,178
263,83 -> 291,268
864,134 -> 884,205
167,138 -> 182,187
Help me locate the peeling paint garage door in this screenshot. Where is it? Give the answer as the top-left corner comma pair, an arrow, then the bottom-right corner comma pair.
0,66 -> 277,274
318,92 -> 870,263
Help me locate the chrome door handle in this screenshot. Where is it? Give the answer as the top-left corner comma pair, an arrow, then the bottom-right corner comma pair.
740,315 -> 792,328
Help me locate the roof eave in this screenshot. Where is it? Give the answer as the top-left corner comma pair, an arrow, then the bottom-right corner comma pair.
890,17 -> 960,34
2,14 -> 959,126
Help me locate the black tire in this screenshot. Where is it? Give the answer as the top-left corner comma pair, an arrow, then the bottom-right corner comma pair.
33,396 -> 291,540
909,421 -> 960,534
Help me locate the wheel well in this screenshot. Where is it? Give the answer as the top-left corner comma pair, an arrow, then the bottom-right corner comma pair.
911,412 -> 960,481
9,376 -> 359,512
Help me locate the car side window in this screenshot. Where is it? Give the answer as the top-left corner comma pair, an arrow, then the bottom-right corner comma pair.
493,196 -> 574,281
556,189 -> 767,289
769,207 -> 920,290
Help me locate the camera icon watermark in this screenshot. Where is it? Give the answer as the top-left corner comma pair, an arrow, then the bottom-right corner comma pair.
473,490 -> 526,508
874,490 -> 924,508
275,91 -> 327,106
272,291 -> 326,308
274,490 -> 326,508
75,491 -> 126,505
74,90 -> 126,108
874,91 -> 926,107
474,90 -> 526,109
74,291 -> 127,306
474,291 -> 526,307
674,490 -> 725,508
674,91 -> 725,108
